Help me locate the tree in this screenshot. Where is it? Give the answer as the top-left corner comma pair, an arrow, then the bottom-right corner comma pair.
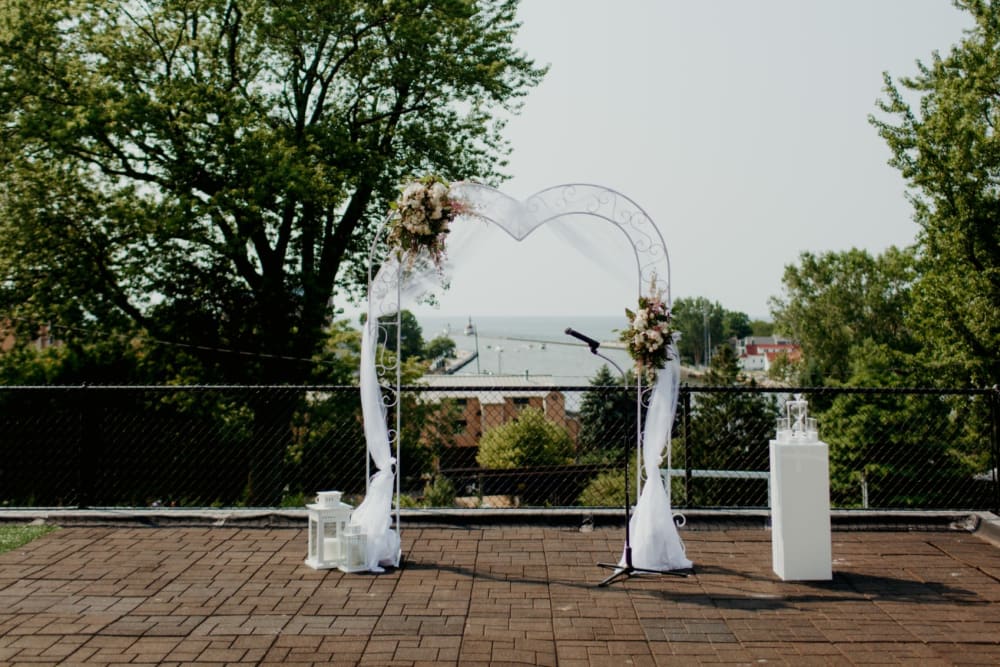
723,311 -> 753,341
870,0 -> 1000,387
769,247 -> 918,386
476,407 -> 573,469
681,344 -> 778,506
671,297 -> 751,366
0,0 -> 543,505
671,297 -> 724,366
423,335 -> 457,369
0,0 -> 545,386
821,340 -> 979,508
375,310 -> 425,362
766,350 -> 802,385
576,365 -> 633,465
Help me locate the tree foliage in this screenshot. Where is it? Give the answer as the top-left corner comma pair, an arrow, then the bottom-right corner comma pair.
576,364 -> 633,465
671,297 -> 721,366
475,407 -> 573,470
680,344 -> 778,506
0,0 -> 544,384
749,319 -> 774,337
671,297 -> 751,366
424,335 -> 456,362
870,0 -> 1000,386
374,309 -> 425,361
769,248 -> 919,386
576,469 -> 637,507
822,379 -> 980,508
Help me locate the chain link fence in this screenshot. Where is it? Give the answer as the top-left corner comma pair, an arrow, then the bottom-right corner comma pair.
0,384 -> 996,511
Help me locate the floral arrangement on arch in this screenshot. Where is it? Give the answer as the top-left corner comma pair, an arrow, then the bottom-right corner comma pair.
387,175 -> 468,266
620,275 -> 674,376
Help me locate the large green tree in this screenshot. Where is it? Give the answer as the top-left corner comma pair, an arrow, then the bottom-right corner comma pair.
871,0 -> 1000,386
0,0 -> 544,385
821,340 -> 981,509
0,0 -> 543,505
769,247 -> 918,386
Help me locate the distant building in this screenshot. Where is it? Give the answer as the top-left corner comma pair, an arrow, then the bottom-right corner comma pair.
1,321 -> 59,353
737,336 -> 802,373
418,374 -> 578,468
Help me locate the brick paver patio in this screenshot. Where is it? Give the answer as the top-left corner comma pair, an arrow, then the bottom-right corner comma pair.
1,518 -> 999,665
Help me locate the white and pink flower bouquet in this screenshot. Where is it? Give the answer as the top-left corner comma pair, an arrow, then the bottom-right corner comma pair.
387,175 -> 467,266
620,276 -> 673,376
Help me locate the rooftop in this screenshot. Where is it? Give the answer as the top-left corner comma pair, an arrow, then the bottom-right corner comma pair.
1,510 -> 999,665
419,374 -> 559,387
417,374 -> 565,406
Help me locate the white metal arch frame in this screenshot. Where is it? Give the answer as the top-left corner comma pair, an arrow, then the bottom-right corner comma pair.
358,182 -> 682,572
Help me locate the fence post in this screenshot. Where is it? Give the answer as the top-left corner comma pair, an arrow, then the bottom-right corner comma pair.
991,386 -> 1000,514
682,387 -> 692,507
77,384 -> 98,508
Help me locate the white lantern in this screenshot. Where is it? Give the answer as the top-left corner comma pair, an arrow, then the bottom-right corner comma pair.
339,524 -> 368,573
304,491 -> 353,570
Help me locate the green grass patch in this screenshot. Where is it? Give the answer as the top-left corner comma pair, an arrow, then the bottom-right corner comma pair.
0,524 -> 57,554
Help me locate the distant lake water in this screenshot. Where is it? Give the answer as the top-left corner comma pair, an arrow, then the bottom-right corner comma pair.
417,315 -> 632,384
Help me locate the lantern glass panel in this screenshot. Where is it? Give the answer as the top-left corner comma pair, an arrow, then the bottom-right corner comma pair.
340,525 -> 368,573
308,516 -> 318,559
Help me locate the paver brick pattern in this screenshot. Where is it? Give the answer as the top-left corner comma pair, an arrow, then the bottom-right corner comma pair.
1,522 -> 999,665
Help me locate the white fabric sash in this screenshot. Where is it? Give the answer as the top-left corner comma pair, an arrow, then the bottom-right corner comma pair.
623,336 -> 692,571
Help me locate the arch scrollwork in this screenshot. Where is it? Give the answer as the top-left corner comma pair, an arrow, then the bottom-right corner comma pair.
359,182 -> 685,572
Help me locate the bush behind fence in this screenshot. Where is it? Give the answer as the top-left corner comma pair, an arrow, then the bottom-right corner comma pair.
0,385 -> 996,512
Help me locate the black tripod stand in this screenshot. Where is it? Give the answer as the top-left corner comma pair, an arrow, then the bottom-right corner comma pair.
565,328 -> 691,587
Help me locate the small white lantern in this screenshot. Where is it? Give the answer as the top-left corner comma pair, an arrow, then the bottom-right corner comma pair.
339,524 -> 368,573
304,491 -> 353,570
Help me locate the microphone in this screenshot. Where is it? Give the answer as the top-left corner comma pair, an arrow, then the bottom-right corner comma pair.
565,327 -> 601,353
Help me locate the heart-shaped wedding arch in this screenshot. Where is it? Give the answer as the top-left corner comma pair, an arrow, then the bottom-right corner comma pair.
353,182 -> 691,576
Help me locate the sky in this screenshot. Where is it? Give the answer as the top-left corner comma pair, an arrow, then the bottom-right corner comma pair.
407,0 -> 974,321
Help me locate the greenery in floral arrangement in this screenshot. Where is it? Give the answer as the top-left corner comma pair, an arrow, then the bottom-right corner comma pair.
387,176 -> 468,266
619,276 -> 673,378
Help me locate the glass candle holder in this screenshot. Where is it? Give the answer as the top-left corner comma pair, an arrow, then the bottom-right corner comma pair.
339,524 -> 368,573
805,417 -> 818,442
776,417 -> 792,443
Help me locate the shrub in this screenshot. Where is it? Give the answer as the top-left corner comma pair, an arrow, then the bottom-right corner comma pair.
476,407 -> 573,469
577,470 -> 639,507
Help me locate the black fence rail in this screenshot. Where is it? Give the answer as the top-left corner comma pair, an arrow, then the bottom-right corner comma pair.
0,384 -> 996,511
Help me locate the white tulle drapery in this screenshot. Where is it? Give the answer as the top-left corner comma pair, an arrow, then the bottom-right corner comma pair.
356,238 -> 483,571
353,315 -> 399,571
353,256 -> 401,572
623,334 -> 692,571
355,181 -> 691,574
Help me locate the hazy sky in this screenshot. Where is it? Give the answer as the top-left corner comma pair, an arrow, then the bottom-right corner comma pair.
406,0 -> 973,321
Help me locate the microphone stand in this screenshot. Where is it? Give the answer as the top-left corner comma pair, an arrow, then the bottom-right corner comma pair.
565,328 -> 690,587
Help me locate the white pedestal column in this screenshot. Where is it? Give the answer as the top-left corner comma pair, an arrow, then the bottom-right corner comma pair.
769,440 -> 832,581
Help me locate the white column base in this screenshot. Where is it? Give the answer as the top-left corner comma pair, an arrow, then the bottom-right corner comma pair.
769,440 -> 832,581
